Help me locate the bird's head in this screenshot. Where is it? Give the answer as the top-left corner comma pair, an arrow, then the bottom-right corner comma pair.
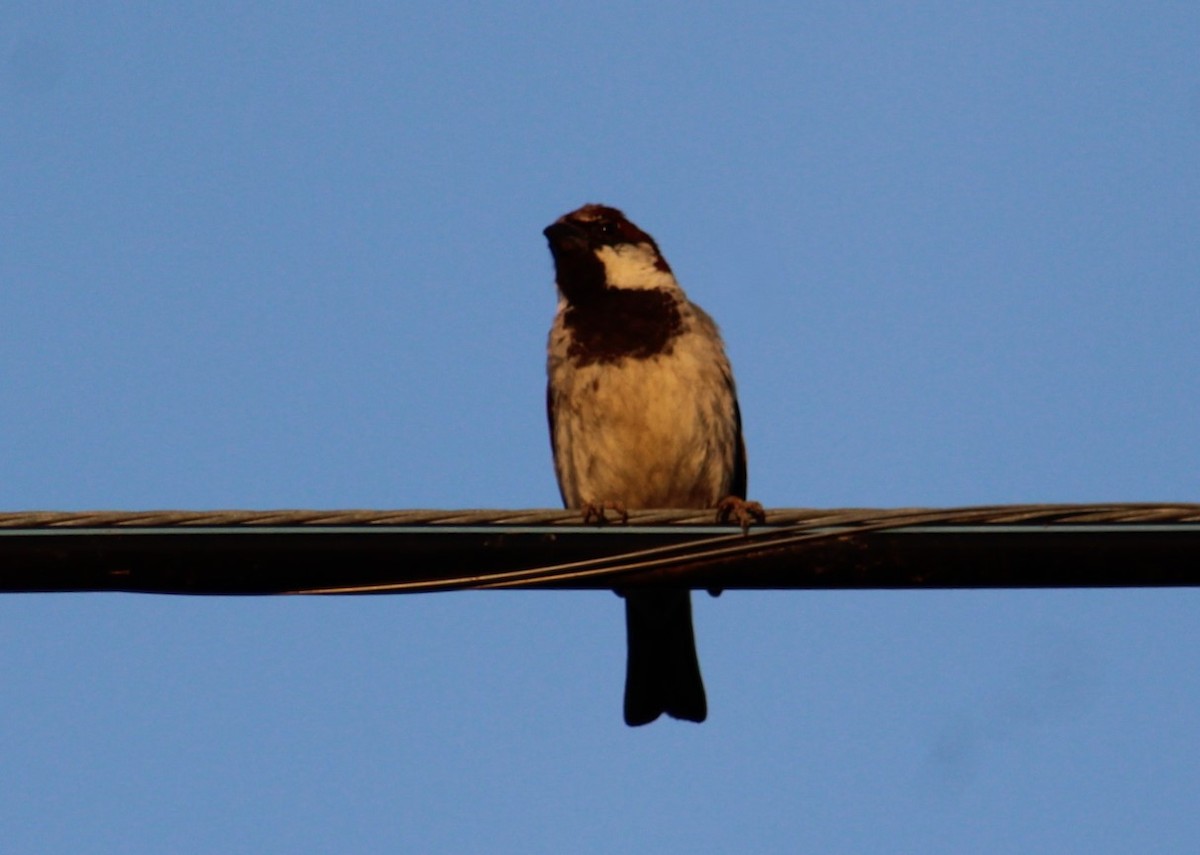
544,205 -> 677,303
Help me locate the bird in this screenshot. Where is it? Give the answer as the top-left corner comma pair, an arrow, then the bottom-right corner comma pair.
543,203 -> 762,726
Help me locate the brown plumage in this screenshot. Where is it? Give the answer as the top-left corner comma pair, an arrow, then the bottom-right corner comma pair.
543,204 -> 755,725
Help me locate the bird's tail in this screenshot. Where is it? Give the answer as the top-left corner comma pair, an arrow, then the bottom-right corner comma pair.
622,589 -> 707,726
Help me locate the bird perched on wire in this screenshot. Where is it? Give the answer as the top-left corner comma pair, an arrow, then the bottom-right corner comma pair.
543,203 -> 763,726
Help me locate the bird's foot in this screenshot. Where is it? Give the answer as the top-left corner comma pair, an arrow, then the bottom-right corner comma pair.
709,497 -> 766,597
582,500 -> 629,525
715,496 -> 766,533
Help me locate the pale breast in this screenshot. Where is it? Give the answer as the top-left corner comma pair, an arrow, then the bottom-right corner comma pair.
548,310 -> 739,510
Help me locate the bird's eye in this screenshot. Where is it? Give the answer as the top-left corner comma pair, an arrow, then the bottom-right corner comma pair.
598,221 -> 620,239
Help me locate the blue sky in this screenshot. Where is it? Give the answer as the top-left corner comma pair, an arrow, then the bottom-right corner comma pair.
2,3 -> 1198,852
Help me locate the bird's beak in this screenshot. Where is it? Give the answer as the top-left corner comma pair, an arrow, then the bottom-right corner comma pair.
543,219 -> 586,248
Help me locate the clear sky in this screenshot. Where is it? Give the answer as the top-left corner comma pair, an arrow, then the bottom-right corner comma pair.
2,3 -> 1198,852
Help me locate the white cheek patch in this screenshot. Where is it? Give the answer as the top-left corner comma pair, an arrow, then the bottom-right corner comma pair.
594,244 -> 680,292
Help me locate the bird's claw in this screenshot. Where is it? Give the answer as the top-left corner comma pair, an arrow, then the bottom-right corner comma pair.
582,500 -> 629,525
715,496 -> 766,533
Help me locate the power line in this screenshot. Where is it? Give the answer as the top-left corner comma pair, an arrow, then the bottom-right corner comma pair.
2,504 -> 1198,595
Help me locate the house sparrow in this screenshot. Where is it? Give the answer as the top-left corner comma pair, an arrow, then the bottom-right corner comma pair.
543,203 -> 761,726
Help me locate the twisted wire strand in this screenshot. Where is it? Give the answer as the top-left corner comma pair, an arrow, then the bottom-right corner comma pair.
290,524 -> 866,594
2,504 -> 1196,594
285,503 -> 1200,594
2,503 -> 1198,530
4,505 -> 1197,595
